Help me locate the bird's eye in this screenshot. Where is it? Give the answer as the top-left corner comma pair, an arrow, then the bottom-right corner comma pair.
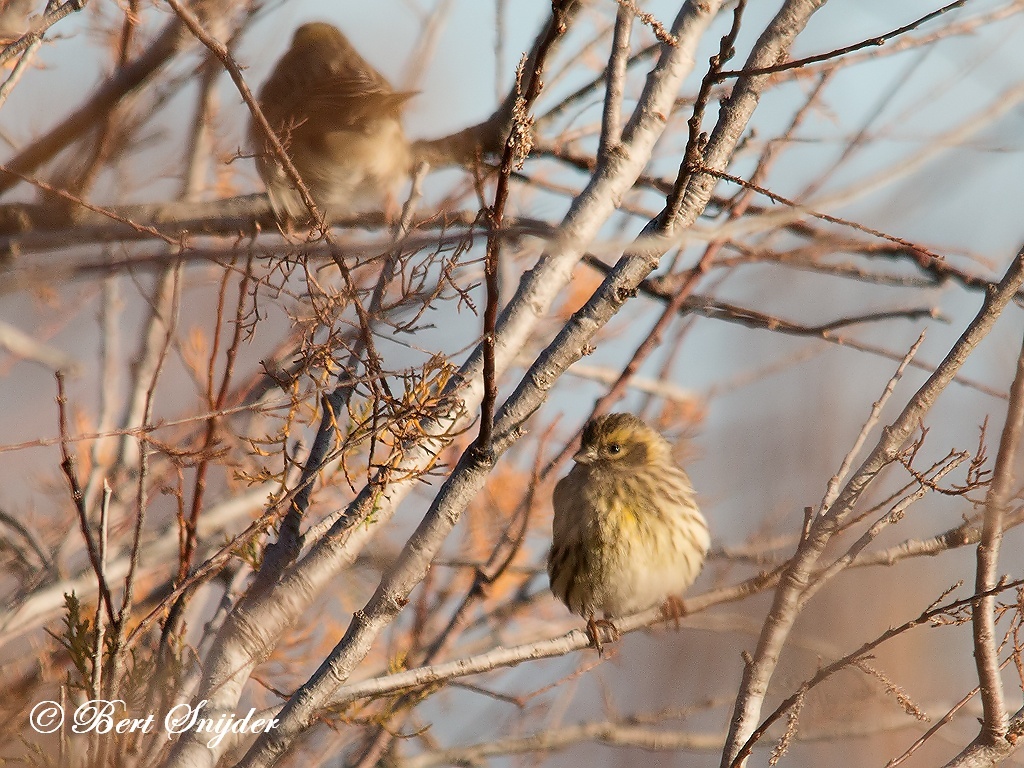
607,443 -> 622,455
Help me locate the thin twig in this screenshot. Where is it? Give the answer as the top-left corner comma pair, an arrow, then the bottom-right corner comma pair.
970,330 -> 1024,743
162,0 -> 324,231
55,372 -> 116,625
0,0 -> 88,67
664,0 -> 746,224
721,249 -> 1024,767
477,6 -> 570,452
820,332 -> 926,513
729,579 -> 1024,767
887,653 -> 1019,767
716,0 -> 970,80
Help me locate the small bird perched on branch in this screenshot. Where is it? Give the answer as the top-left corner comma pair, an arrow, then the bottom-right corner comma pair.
249,22 -> 415,225
548,413 -> 709,652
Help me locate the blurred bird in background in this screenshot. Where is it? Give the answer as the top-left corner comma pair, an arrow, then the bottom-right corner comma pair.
0,0 -> 36,42
249,22 -> 415,225
549,413 -> 710,651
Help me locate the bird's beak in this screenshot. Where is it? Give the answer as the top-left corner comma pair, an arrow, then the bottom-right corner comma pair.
573,446 -> 598,465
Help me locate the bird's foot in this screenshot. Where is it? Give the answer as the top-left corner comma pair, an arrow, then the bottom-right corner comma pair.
586,617 -> 619,656
660,596 -> 688,630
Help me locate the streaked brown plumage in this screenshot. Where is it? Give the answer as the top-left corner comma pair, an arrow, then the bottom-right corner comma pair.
548,414 -> 709,646
249,22 -> 414,223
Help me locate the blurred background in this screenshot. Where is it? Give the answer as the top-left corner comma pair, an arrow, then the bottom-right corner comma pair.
1,1 -> 1024,766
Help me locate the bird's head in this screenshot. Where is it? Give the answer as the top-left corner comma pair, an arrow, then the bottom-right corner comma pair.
291,22 -> 348,51
573,413 -> 671,470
